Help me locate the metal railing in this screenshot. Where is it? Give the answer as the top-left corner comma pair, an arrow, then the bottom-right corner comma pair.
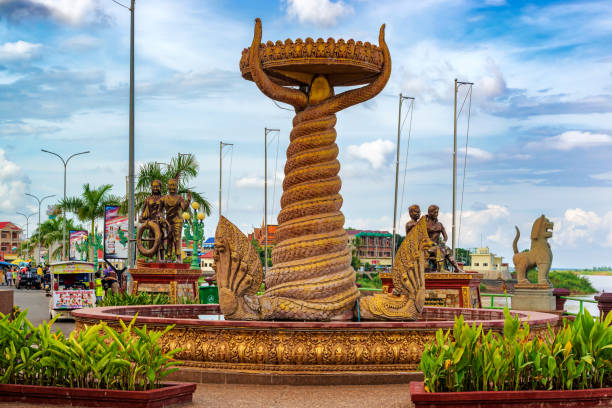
560,296 -> 597,316
481,293 -> 513,309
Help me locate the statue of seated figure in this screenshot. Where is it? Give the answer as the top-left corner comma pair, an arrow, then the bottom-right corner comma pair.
424,205 -> 463,273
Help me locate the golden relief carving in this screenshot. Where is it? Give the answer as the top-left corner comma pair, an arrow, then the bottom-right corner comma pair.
73,317 -> 553,374
358,218 -> 433,320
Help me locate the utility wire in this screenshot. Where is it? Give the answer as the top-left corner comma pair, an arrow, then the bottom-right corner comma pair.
273,100 -> 293,112
271,133 -> 281,220
457,85 -> 473,248
398,99 -> 415,230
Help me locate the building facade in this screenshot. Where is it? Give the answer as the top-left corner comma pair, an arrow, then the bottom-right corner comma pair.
249,224 -> 277,247
467,247 -> 510,280
0,222 -> 22,261
347,229 -> 393,269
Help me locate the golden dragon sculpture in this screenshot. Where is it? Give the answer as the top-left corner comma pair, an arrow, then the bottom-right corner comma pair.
214,19 -> 393,321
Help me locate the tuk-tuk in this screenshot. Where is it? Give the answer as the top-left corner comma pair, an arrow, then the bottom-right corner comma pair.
49,261 -> 96,319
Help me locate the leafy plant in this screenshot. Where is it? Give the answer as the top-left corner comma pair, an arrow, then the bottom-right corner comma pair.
420,308 -> 612,392
0,311 -> 180,390
98,291 -> 170,307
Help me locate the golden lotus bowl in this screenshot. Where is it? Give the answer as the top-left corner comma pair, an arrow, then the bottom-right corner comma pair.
240,37 -> 384,87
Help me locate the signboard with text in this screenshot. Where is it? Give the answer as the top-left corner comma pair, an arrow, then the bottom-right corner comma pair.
52,290 -> 95,309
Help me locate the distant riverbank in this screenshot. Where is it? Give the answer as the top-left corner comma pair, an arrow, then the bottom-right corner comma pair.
556,269 -> 612,276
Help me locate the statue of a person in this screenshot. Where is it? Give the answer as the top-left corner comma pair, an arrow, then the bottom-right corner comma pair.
425,204 -> 463,273
140,179 -> 164,223
161,178 -> 191,260
139,179 -> 168,259
405,204 -> 421,235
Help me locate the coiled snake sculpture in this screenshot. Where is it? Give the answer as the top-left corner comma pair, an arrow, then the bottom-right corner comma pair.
214,19 -> 422,321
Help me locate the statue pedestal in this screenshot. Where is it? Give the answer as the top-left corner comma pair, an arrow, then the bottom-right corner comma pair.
512,286 -> 555,312
380,272 -> 483,308
130,266 -> 201,303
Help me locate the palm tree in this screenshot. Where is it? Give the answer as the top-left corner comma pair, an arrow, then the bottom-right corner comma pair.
130,153 -> 211,216
58,184 -> 121,239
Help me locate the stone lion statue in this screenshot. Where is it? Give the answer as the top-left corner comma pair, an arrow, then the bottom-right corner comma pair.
512,215 -> 554,287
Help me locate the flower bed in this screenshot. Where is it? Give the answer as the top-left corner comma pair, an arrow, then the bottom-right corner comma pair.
0,311 -> 195,406
411,309 -> 612,407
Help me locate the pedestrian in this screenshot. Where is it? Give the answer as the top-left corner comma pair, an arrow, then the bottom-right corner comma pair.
36,264 -> 43,277
0,268 -> 4,286
94,271 -> 104,304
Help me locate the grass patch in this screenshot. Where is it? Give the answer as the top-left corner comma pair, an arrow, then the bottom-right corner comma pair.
527,269 -> 597,295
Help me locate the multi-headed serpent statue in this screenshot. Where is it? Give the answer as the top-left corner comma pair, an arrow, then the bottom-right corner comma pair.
214,19 -> 432,321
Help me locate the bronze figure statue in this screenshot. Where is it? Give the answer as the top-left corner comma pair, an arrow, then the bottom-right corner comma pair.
136,180 -> 168,259
161,178 -> 191,260
424,204 -> 463,273
405,204 -> 421,235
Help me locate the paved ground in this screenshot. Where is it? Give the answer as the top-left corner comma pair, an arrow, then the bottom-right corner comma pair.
8,286 -> 75,335
0,383 -> 414,408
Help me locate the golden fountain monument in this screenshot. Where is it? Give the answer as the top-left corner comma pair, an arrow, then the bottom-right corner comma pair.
213,18 -> 432,322
73,19 -> 559,384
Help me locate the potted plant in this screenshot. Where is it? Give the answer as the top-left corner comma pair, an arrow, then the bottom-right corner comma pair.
0,311 -> 195,407
411,309 -> 612,407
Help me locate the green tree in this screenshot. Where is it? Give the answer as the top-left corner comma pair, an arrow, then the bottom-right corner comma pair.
455,248 -> 471,265
58,183 -> 121,239
30,217 -> 85,260
132,153 -> 211,216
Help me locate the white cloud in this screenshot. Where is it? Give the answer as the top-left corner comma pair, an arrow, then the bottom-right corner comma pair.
591,171 -> 612,181
236,176 -> 265,188
466,147 -> 494,161
286,0 -> 353,27
346,139 -> 395,169
30,0 -> 97,24
527,131 -> 612,150
0,41 -> 41,61
0,149 -> 29,213
552,208 -> 612,247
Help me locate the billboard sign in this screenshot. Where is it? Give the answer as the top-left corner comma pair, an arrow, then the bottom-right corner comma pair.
104,205 -> 128,259
69,230 -> 88,261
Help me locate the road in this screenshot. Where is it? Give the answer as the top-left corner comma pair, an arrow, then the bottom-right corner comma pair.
10,287 -> 75,335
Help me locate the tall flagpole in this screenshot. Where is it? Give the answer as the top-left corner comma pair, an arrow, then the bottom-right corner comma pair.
264,128 -> 279,275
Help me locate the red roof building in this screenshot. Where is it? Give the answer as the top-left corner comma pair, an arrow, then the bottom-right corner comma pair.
248,224 -> 277,247
0,222 -> 23,260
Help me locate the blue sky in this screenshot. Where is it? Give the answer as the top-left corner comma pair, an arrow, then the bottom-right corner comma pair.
0,0 -> 611,267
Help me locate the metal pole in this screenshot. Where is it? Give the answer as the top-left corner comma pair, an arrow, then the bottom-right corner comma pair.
219,141 -> 222,218
127,0 -> 136,272
452,79 -> 458,259
25,193 -> 54,265
264,128 -> 268,275
392,94 -> 402,270
16,212 -> 36,240
41,149 -> 89,260
263,128 -> 279,275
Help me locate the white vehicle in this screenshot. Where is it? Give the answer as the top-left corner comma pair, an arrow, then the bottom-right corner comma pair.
48,261 -> 96,320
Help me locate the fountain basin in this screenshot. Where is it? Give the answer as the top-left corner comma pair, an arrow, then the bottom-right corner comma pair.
72,305 -> 558,385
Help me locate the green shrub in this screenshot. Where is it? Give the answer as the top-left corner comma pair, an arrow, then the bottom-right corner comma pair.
356,273 -> 382,289
98,291 -> 170,306
0,311 -> 180,390
527,269 -> 596,295
420,308 -> 612,392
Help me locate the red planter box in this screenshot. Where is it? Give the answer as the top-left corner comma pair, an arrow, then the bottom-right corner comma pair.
0,382 -> 196,408
410,381 -> 612,408
144,262 -> 190,269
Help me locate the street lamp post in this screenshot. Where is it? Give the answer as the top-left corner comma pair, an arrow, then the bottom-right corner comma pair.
25,193 -> 55,265
16,212 -> 36,240
41,149 -> 90,260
